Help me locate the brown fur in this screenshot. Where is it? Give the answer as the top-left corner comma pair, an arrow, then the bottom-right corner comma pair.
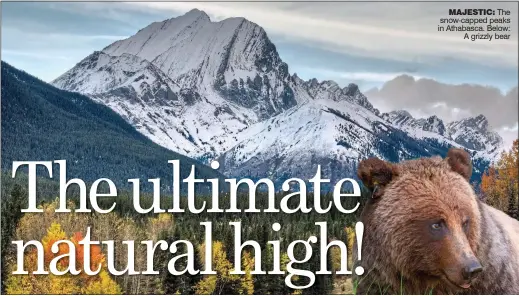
357,158 -> 399,198
353,148 -> 519,294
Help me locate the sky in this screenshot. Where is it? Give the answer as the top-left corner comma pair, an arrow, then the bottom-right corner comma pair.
1,1 -> 518,147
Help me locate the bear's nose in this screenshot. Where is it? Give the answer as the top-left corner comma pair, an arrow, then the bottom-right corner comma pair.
462,260 -> 483,281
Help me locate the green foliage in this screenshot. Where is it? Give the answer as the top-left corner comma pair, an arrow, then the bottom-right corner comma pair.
1,61 -> 226,193
1,61 -> 367,294
2,173 -> 367,294
1,183 -> 27,292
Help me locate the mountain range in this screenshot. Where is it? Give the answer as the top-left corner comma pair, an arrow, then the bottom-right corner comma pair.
1,61 -> 225,193
49,9 -> 503,185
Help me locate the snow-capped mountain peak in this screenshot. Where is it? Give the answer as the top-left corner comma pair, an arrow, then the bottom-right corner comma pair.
383,110 -> 502,161
461,114 -> 489,131
300,78 -> 379,114
446,114 -> 502,154
52,9 -> 303,159
182,8 -> 211,20
52,51 -> 181,96
382,110 -> 446,135
52,9 -> 501,185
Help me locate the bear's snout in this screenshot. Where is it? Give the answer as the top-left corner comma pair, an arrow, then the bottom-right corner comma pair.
442,244 -> 483,289
444,255 -> 483,289
462,259 -> 483,281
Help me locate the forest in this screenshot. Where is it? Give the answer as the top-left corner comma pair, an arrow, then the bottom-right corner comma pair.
1,61 -> 226,193
1,171 -> 365,295
480,139 -> 519,219
1,140 -> 517,295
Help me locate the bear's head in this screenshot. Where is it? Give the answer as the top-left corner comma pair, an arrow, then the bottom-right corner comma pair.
357,148 -> 483,291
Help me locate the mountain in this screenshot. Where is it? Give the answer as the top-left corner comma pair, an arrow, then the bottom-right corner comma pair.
52,9 -> 502,186
53,9 -> 304,160
446,115 -> 502,150
382,110 -> 502,161
301,78 -> 380,115
1,61 -> 226,192
381,110 -> 446,135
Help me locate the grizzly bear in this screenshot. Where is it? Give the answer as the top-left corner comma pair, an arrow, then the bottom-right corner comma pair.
352,148 -> 519,294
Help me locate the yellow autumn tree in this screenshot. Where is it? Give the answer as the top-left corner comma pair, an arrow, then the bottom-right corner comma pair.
147,212 -> 174,240
280,252 -> 303,295
194,240 -> 254,294
481,139 -> 519,218
327,226 -> 357,295
240,251 -> 255,294
345,226 -> 356,267
328,226 -> 355,273
5,222 -> 122,295
481,167 -> 506,210
7,200 -> 173,294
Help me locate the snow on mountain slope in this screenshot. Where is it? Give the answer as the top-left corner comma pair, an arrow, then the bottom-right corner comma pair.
219,78 -> 502,182
52,9 -> 502,185
53,51 -> 181,96
301,77 -> 380,115
218,97 -> 468,184
53,9 -> 305,159
382,110 -> 446,135
218,100 -> 368,183
382,110 -> 502,162
102,8 -> 299,118
446,114 -> 503,159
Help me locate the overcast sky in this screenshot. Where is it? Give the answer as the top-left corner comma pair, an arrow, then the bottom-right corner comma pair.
1,1 -> 518,147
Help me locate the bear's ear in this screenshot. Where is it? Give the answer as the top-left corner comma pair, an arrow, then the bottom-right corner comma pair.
357,158 -> 398,198
446,148 -> 472,181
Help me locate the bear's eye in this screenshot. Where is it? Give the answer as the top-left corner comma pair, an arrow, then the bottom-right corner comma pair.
431,222 -> 443,231
462,219 -> 469,232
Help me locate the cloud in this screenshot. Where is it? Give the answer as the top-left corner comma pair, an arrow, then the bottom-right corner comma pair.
3,1 -> 516,87
2,27 -> 127,48
365,75 -> 518,147
1,26 -> 128,81
123,1 -> 518,68
301,68 -> 428,82
2,49 -> 71,61
2,1 -> 516,145
498,122 -> 519,150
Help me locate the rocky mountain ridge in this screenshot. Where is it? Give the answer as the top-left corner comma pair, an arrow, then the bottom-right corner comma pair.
52,9 -> 503,184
